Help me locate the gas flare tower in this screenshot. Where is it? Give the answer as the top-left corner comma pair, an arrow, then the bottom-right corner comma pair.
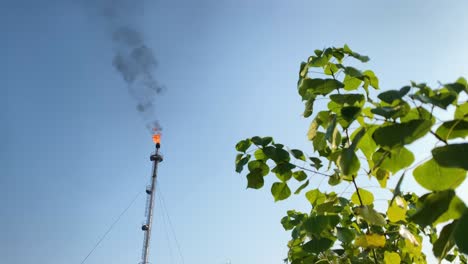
140,133 -> 163,264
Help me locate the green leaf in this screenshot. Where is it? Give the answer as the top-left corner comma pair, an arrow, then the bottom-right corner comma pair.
387,196 -> 407,222
248,160 -> 270,176
410,190 -> 455,227
353,126 -> 377,165
336,227 -> 355,243
292,171 -> 307,181
263,146 -> 290,163
413,159 -> 466,191
325,114 -> 338,144
298,78 -> 344,96
455,102 -> 468,120
307,118 -> 321,140
303,98 -> 315,118
254,149 -> 267,161
294,180 -> 309,194
324,62 -> 339,75
355,233 -> 386,248
351,188 -> 374,205
304,215 -> 340,236
372,119 -> 432,148
308,55 -> 330,67
302,237 -> 335,253
344,66 -> 363,78
338,148 -> 360,176
372,147 -> 414,174
384,251 -> 401,264
454,209 -> 468,254
309,157 -> 323,169
432,143 -> 468,170
341,106 -> 361,124
363,70 -> 379,89
435,120 -> 468,140
246,170 -> 264,189
235,139 -> 251,152
271,182 -> 291,201
412,89 -> 457,109
328,171 -> 341,186
251,136 -> 273,146
305,189 -> 326,207
378,86 -> 411,104
312,132 -> 327,152
355,206 -> 386,226
433,221 -> 457,259
435,195 -> 467,224
290,149 -> 306,161
330,93 -> 365,106
400,107 -> 435,124
235,154 -> 251,173
299,62 -> 308,78
371,102 -> 410,119
343,75 -> 362,91
272,162 -> 295,182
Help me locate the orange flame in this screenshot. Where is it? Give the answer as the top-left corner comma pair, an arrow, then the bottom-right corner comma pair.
152,133 -> 161,144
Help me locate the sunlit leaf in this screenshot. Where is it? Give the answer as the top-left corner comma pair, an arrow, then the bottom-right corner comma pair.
363,70 -> 379,89
388,196 -> 407,222
351,188 -> 374,205
413,159 -> 466,191
254,149 -> 267,161
343,74 -> 362,91
306,189 -> 326,207
384,251 -> 401,264
355,234 -> 385,248
455,102 -> 468,120
271,182 -> 291,201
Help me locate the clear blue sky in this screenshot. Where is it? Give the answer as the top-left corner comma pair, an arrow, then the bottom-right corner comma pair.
2,0 -> 468,263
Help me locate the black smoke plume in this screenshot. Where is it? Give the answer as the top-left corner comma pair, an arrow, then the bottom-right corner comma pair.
83,0 -> 163,133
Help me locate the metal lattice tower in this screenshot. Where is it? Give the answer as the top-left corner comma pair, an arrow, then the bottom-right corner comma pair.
140,137 -> 163,264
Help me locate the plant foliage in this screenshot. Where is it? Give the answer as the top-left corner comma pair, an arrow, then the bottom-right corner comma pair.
235,45 -> 468,263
